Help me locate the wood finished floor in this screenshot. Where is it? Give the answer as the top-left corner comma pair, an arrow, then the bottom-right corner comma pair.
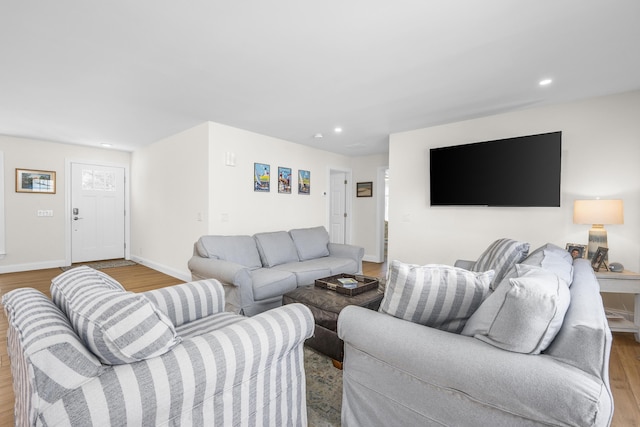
1,261 -> 639,426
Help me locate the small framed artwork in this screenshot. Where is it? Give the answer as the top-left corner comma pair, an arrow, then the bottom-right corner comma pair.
298,170 -> 310,194
565,243 -> 587,260
254,163 -> 270,192
278,167 -> 292,194
16,168 -> 56,194
357,181 -> 373,197
591,246 -> 609,272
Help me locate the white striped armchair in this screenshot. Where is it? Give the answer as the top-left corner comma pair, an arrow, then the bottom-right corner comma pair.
2,267 -> 314,426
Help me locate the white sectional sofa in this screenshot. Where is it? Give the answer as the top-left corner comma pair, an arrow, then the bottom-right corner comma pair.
188,226 -> 364,316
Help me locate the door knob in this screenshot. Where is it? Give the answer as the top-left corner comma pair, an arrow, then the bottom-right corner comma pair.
73,216 -> 83,220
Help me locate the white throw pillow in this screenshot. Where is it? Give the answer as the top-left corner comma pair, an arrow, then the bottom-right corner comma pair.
51,266 -> 181,365
521,243 -> 574,286
462,264 -> 570,354
379,260 -> 494,333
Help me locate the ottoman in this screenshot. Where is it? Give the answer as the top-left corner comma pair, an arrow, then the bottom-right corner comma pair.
283,283 -> 383,367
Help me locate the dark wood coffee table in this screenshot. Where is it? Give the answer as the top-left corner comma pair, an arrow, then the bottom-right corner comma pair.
283,275 -> 383,368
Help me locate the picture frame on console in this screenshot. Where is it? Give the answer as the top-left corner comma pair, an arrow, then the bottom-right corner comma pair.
565,243 -> 587,260
591,246 -> 609,271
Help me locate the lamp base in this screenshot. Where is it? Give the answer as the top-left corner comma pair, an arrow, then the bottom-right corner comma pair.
587,225 -> 608,261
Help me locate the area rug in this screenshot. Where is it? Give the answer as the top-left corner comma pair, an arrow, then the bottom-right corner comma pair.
305,346 -> 342,427
60,259 -> 138,272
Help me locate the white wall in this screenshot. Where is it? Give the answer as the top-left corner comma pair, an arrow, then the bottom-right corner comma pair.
130,123 -> 210,280
131,122 -> 356,279
352,153 -> 389,261
388,90 -> 640,311
0,135 -> 130,272
207,122 -> 353,236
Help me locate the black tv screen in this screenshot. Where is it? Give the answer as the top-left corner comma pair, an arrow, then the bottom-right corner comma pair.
430,131 -> 562,207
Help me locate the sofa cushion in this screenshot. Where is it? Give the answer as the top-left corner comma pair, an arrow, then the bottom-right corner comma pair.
273,259 -> 332,286
289,226 -> 330,261
196,235 -> 262,268
522,243 -> 574,286
250,268 -> 298,300
379,260 -> 494,333
254,231 -> 300,267
322,256 -> 358,275
51,266 -> 181,365
462,264 -> 571,354
471,238 -> 530,289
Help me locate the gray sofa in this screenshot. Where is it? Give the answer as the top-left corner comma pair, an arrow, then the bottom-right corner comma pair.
2,266 -> 314,426
338,241 -> 613,426
188,226 -> 364,316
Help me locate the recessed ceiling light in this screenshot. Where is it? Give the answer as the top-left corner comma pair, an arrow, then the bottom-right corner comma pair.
101,143 -> 112,147
334,127 -> 342,133
539,78 -> 553,86
314,133 -> 324,139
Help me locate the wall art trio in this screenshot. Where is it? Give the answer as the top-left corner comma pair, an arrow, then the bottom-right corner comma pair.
254,163 -> 310,195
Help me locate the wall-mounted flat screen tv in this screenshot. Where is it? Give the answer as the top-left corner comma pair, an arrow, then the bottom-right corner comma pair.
430,131 -> 561,207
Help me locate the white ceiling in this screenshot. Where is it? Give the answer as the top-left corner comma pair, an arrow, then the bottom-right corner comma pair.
2,1 -> 639,156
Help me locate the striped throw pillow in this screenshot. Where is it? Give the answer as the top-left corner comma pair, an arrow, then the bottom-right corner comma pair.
51,266 -> 181,365
379,260 -> 494,333
471,238 -> 530,289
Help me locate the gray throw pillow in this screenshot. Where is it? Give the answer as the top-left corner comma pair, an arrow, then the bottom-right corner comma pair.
197,235 -> 262,268
253,231 -> 300,267
289,226 -> 330,261
379,260 -> 494,333
462,264 -> 570,354
51,266 -> 181,365
471,238 -> 530,289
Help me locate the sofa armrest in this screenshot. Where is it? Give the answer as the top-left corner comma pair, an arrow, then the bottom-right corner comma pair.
328,242 -> 364,272
454,259 -> 476,270
338,306 -> 610,426
187,256 -> 256,314
36,303 -> 315,426
188,256 -> 250,284
142,279 -> 225,327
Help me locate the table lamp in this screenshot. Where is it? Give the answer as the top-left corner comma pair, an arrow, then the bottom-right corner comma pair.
573,199 -> 624,260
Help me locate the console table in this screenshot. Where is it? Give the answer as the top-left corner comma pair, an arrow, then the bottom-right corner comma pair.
595,269 -> 640,341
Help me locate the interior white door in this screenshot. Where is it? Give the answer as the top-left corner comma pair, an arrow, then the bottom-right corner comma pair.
330,172 -> 347,244
71,163 -> 125,263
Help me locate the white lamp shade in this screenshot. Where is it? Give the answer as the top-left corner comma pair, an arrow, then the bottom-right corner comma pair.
573,199 -> 624,225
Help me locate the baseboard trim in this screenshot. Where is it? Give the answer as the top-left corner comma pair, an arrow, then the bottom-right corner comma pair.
0,259 -> 66,274
363,254 -> 384,263
130,255 -> 191,282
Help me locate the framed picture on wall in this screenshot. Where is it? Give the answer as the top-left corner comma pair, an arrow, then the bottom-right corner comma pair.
278,167 -> 292,194
357,182 -> 373,197
16,168 -> 56,194
254,163 -> 270,192
298,170 -> 310,194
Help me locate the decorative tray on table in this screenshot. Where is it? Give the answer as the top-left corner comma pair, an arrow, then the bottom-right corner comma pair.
314,273 -> 379,296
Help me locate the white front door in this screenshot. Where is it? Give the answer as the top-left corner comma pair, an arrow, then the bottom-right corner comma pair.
71,163 -> 126,263
330,172 -> 347,244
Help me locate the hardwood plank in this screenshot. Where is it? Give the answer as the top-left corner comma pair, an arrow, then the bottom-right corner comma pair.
1,262 -> 639,427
